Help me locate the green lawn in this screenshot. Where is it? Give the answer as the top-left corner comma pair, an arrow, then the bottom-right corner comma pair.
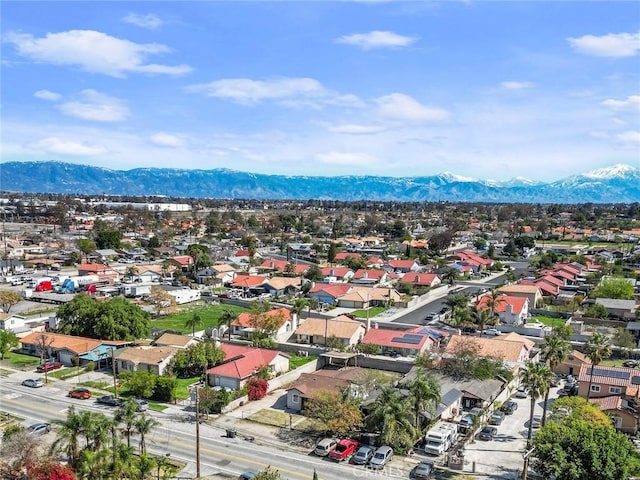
150,304 -> 248,334
174,376 -> 201,400
289,354 -> 317,370
530,316 -> 567,329
0,351 -> 41,369
352,306 -> 388,318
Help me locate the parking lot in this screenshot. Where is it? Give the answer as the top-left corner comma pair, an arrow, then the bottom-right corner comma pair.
461,382 -> 563,478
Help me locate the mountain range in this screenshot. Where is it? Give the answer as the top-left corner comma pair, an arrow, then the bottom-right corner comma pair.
1,161 -> 639,203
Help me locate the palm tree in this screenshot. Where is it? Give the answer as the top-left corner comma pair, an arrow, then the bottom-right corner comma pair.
585,332 -> 612,400
134,413 -> 160,454
408,370 -> 441,429
50,405 -> 83,468
442,268 -> 460,286
220,309 -> 238,341
366,386 -> 418,453
519,361 -> 555,477
540,336 -> 571,425
115,398 -> 138,448
472,305 -> 493,333
185,313 -> 203,337
482,289 -> 505,321
444,292 -> 470,325
136,453 -> 156,480
76,448 -> 109,480
111,443 -> 136,479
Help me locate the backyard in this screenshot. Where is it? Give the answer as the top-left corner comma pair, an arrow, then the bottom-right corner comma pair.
150,304 -> 248,334
530,315 -> 568,329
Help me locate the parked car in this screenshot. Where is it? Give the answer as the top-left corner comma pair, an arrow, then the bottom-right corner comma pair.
478,426 -> 498,441
314,438 -> 338,456
36,361 -> 64,373
489,411 -> 506,425
96,395 -> 124,407
351,445 -> 375,465
501,400 -> 518,415
425,312 -> 440,322
412,460 -> 434,479
515,386 -> 529,398
68,388 -> 92,400
27,422 -> 51,435
134,399 -> 149,412
368,446 -> 393,470
238,473 -> 256,480
481,328 -> 502,336
22,378 -> 44,388
462,326 -> 477,335
329,438 -> 359,461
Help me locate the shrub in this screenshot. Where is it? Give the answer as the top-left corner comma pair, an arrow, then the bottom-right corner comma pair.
247,378 -> 268,401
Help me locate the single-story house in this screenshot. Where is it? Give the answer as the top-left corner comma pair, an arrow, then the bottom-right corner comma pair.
553,350 -> 591,377
262,277 -> 303,297
399,272 -> 441,288
231,307 -> 295,342
285,368 -> 364,412
595,298 -> 637,320
154,332 -> 200,349
336,286 -> 401,309
206,343 -> 289,390
293,315 -> 365,347
351,269 -> 389,286
444,333 -> 534,365
384,260 -> 421,274
319,267 -> 354,282
115,346 -> 178,376
360,326 -> 448,357
308,283 -> 352,305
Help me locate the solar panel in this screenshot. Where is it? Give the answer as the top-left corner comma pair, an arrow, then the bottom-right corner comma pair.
418,328 -> 444,339
589,367 -> 630,380
391,334 -> 424,345
632,376 -> 640,386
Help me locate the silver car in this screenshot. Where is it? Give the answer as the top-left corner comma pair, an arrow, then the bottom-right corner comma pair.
368,446 -> 393,469
27,422 -> 51,435
22,378 -> 44,388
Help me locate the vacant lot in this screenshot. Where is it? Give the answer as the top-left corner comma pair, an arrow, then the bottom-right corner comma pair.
151,304 -> 248,334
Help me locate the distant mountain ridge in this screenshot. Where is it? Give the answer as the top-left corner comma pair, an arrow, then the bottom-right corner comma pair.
1,161 -> 639,203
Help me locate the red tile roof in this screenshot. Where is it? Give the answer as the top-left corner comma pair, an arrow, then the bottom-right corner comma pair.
309,283 -> 352,298
320,267 -> 352,277
477,294 -> 527,314
387,260 -> 418,269
401,272 -> 440,286
231,275 -> 268,288
232,307 -> 291,328
335,252 -> 361,261
578,364 -> 640,387
352,269 -> 386,280
207,344 -> 281,379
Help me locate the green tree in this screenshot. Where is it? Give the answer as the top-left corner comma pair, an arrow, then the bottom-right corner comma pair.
0,329 -> 19,360
441,268 -> 460,286
153,376 -> 178,402
532,398 -> 634,480
585,333 -> 612,400
115,399 -> 138,448
584,303 -> 609,319
304,391 -> 364,437
327,242 -> 337,263
304,264 -> 323,281
365,387 -> 418,454
185,313 -> 203,337
134,413 -> 160,454
0,290 -> 23,314
591,276 -> 634,300
254,466 -> 283,480
50,406 -> 83,468
614,327 -> 636,355
76,239 -> 97,261
408,370 -> 441,429
120,371 -> 157,399
220,308 -> 238,341
540,336 -> 571,425
94,229 -> 122,250
169,341 -> 225,378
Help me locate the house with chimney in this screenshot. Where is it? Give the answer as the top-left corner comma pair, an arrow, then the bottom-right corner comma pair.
476,294 -> 530,325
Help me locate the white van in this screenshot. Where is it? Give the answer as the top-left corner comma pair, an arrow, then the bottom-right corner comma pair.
424,421 -> 458,455
314,438 -> 338,456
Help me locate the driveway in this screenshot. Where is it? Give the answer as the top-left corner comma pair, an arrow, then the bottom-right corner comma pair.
461,384 -> 562,478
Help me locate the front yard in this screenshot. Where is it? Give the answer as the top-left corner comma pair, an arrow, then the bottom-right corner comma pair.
0,351 -> 40,370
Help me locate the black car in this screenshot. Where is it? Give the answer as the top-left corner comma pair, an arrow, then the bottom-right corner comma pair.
462,326 -> 477,335
96,395 -> 124,407
501,400 -> 518,415
478,426 -> 497,441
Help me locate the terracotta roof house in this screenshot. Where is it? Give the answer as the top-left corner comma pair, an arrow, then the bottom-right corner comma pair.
553,349 -> 591,377
154,333 -> 199,349
336,285 -> 401,309
169,255 -> 195,272
206,343 -> 289,390
366,256 -> 385,268
320,267 -> 354,282
444,334 -> 533,364
477,294 -> 529,325
115,346 -> 178,376
578,364 -> 640,400
231,307 -> 295,342
77,263 -> 119,282
294,315 -> 365,347
255,259 -> 290,274
450,250 -> 494,270
590,395 -> 640,434
308,283 -> 352,305
384,260 -> 420,274
286,370 -> 357,412
19,332 -> 129,367
360,326 -> 449,357
230,275 -> 268,291
351,269 -> 389,285
498,284 -> 543,310
334,252 -> 362,262
400,272 -> 441,288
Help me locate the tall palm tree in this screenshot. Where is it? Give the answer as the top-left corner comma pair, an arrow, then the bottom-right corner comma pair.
585,332 -> 612,400
472,305 -> 493,333
76,448 -> 109,480
408,370 -> 441,429
540,336 -> 571,425
444,292 -> 470,325
111,443 -> 136,479
519,362 -> 555,478
482,289 -> 505,321
442,268 -> 460,286
185,313 -> 203,337
134,413 -> 160,454
115,398 -> 138,448
50,405 -> 83,468
220,309 -> 238,341
366,387 -> 418,453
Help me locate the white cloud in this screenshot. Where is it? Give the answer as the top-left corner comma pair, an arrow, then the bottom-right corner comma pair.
567,31 -> 640,57
601,95 -> 640,111
375,93 -> 450,122
57,89 -> 129,122
33,89 -> 61,101
35,137 -> 106,156
616,130 -> 640,147
186,77 -> 326,105
325,123 -> 387,134
501,81 -> 534,90
316,151 -> 377,166
150,132 -> 182,147
122,13 -> 163,30
336,30 -> 417,50
3,30 -> 192,77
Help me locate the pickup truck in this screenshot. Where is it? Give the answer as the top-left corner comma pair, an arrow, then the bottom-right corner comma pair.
329,439 -> 359,461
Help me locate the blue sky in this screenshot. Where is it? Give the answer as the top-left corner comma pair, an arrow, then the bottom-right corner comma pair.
2,1 -> 639,181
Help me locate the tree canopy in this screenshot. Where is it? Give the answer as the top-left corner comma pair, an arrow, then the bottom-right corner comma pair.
304,391 -> 363,437
591,276 -> 635,300
56,295 -> 150,341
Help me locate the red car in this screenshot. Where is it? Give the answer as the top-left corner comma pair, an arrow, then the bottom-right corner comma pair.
329,439 -> 359,461
36,361 -> 64,372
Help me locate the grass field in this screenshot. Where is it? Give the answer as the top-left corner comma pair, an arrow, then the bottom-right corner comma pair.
289,354 -> 317,370
174,376 -> 200,400
352,306 -> 388,318
150,304 -> 248,334
0,351 -> 40,369
531,316 -> 567,329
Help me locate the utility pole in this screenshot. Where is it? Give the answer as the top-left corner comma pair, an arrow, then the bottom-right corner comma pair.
195,384 -> 201,478
111,347 -> 118,397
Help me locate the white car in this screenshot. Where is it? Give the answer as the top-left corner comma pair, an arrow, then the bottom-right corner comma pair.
481,328 -> 502,336
515,386 -> 529,398
22,378 -> 45,388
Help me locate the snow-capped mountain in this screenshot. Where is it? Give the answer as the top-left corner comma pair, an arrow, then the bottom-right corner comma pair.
0,161 -> 638,203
